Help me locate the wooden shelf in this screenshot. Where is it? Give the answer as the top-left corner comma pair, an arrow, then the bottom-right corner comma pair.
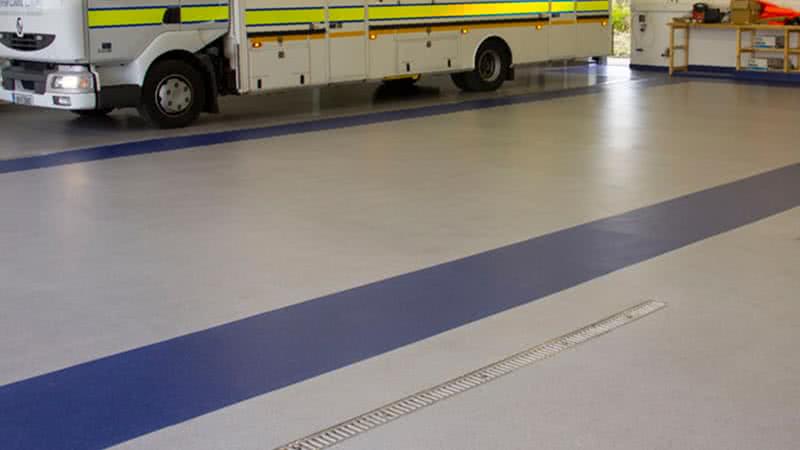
738,24 -> 800,30
668,22 -> 800,31
740,47 -> 786,52
667,21 -> 800,75
668,22 -> 690,75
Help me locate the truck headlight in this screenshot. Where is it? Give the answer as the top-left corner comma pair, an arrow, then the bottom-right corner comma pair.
50,73 -> 94,92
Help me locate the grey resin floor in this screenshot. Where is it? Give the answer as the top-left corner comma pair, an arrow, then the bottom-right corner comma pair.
0,63 -> 798,450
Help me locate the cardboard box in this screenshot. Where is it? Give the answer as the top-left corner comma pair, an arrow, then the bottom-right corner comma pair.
731,9 -> 760,24
730,0 -> 760,9
730,0 -> 761,24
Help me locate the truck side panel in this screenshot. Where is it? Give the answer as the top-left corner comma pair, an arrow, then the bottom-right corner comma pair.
240,0 -> 610,94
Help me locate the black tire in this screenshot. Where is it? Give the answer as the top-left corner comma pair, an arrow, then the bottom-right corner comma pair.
137,59 -> 205,129
450,40 -> 510,92
72,108 -> 113,117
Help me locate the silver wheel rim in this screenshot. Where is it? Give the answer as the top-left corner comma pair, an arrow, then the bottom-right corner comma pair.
156,75 -> 192,116
477,49 -> 502,82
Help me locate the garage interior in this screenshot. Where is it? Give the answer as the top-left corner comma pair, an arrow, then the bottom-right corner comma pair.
2,40 -> 800,450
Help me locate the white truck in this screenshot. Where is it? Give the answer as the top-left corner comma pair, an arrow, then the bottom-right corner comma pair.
0,0 -> 611,128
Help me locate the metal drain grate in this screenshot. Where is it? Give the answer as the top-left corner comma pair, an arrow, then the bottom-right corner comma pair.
275,300 -> 666,450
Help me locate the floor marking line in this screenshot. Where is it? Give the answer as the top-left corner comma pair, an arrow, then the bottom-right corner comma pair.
0,76 -> 679,175
275,300 -> 666,450
1,162 -> 796,450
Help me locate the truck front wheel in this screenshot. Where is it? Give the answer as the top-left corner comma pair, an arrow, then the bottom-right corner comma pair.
138,59 -> 205,129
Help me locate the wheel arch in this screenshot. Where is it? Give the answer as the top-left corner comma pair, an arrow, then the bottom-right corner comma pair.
96,30 -> 226,112
472,36 -> 513,68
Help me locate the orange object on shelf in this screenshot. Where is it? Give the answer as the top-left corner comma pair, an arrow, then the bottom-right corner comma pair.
758,0 -> 800,23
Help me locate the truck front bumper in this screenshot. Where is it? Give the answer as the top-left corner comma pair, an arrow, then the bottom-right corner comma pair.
1,62 -> 98,110
0,88 -> 96,110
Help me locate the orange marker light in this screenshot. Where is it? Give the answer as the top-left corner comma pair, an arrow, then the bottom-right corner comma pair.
369,33 -> 377,40
461,28 -> 468,34
252,41 -> 262,48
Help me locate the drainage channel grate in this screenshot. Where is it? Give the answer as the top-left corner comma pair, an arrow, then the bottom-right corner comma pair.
275,300 -> 666,450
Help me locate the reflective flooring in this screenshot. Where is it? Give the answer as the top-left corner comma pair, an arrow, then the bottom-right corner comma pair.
0,62 -> 641,159
0,63 -> 798,450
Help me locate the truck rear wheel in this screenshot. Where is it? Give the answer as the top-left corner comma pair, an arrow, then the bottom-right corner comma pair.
138,59 -> 205,129
451,40 -> 510,92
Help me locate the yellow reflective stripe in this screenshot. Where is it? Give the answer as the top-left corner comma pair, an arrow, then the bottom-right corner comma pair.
576,0 -> 608,12
245,8 -> 324,26
550,1 -> 575,13
328,6 -> 365,22
368,2 -> 548,21
87,8 -> 167,28
182,5 -> 229,23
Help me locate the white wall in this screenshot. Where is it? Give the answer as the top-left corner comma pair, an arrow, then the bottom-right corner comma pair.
630,0 -> 800,68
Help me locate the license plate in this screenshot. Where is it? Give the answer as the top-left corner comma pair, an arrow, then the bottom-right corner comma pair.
13,93 -> 33,106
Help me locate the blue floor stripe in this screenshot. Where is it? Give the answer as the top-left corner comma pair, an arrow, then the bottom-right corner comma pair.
1,162 -> 798,449
0,77 -> 676,175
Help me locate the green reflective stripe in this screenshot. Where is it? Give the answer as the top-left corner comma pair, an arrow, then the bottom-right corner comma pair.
550,2 -> 574,13
88,5 -> 229,28
91,1 -> 596,30
329,6 -> 365,22
88,8 -> 167,28
182,5 -> 229,23
246,8 -> 325,26
576,0 -> 608,12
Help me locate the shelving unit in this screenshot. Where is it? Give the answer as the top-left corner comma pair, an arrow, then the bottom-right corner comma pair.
667,22 -> 800,75
669,22 -> 689,75
736,25 -> 800,72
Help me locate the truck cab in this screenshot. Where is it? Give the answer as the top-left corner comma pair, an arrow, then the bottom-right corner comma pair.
1,0 -> 231,127
1,0 -> 98,109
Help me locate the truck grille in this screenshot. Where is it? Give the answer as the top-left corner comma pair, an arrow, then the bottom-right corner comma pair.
2,61 -> 55,94
0,33 -> 55,52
